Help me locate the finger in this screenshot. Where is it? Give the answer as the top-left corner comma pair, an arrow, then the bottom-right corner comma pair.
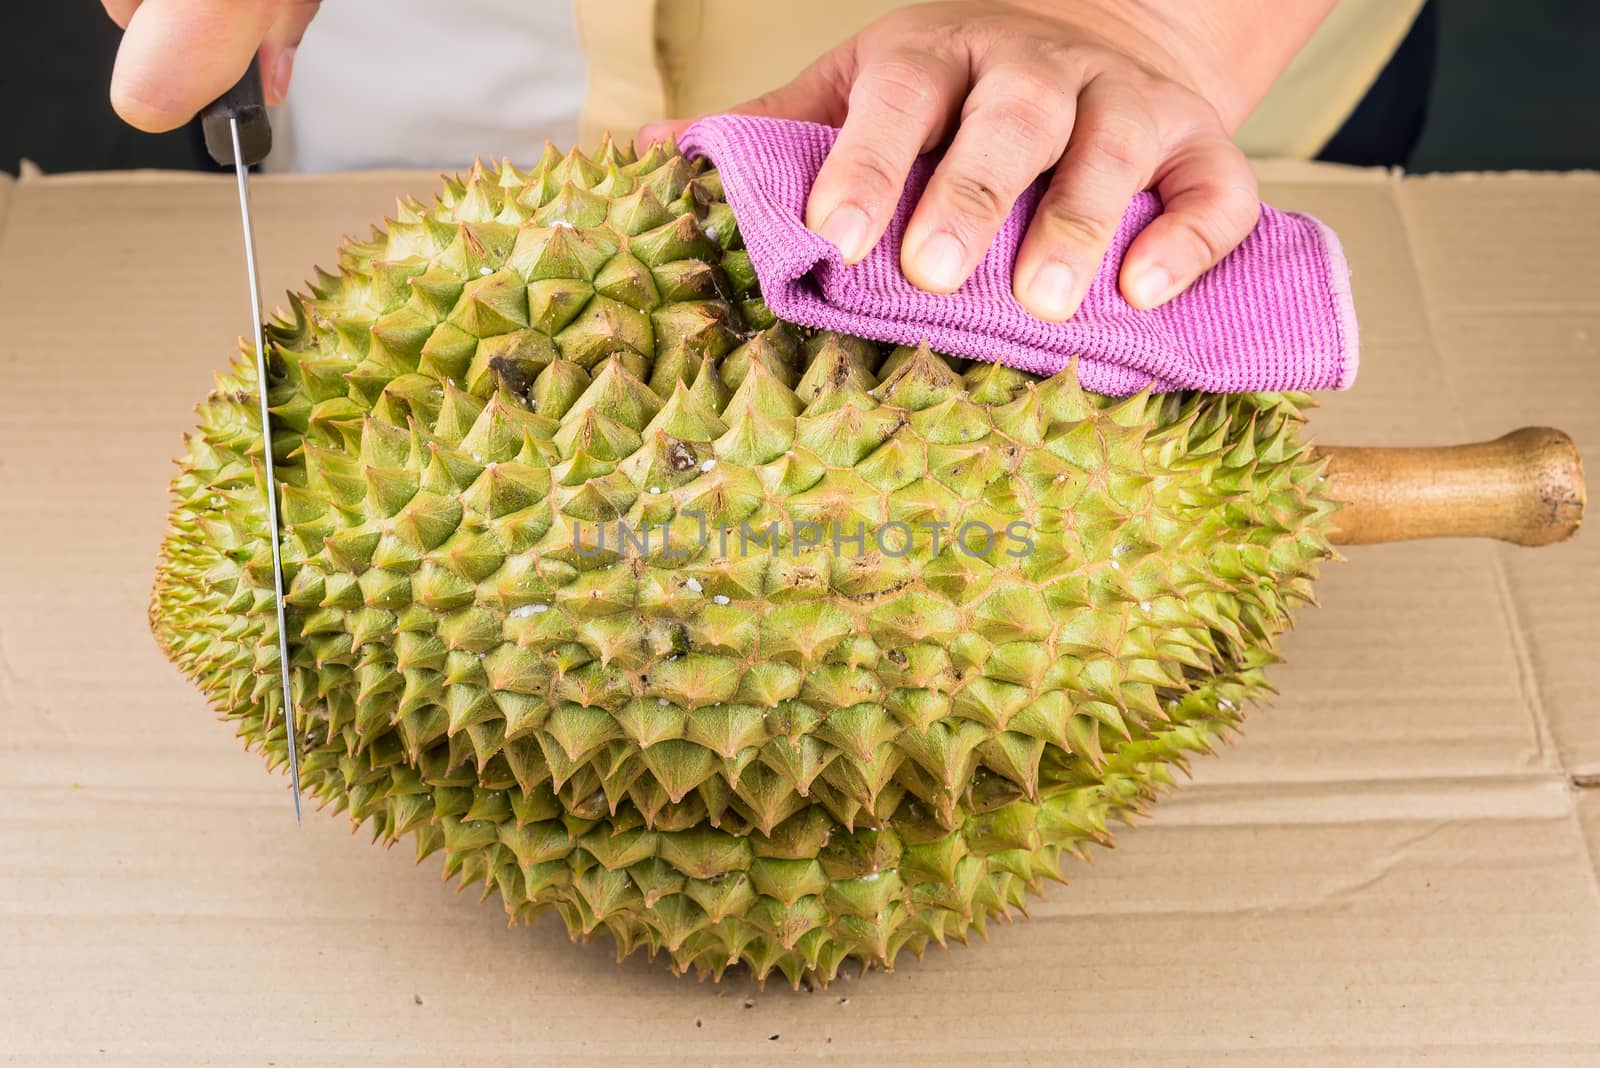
901,66 -> 1077,293
101,0 -> 142,29
110,0 -> 281,132
1012,76 -> 1159,321
1119,135 -> 1259,308
259,0 -> 320,106
806,51 -> 967,263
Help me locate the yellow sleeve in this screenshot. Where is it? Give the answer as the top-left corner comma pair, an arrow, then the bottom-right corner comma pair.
1234,0 -> 1428,158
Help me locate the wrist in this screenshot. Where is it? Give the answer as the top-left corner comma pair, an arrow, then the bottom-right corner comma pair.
1004,0 -> 1334,133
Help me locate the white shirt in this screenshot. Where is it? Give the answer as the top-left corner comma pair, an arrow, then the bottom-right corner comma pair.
272,0 -> 587,172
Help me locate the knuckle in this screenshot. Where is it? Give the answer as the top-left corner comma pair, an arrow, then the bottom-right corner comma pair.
1173,148 -> 1260,260
1225,188 -> 1262,233
855,58 -> 942,121
1184,193 -> 1258,262
962,67 -> 1074,157
916,19 -> 968,54
1001,64 -> 1068,106
1040,39 -> 1107,80
1078,114 -> 1153,176
1181,217 -> 1232,264
988,91 -> 1062,147
841,149 -> 905,203
942,172 -> 1010,226
1036,202 -> 1115,251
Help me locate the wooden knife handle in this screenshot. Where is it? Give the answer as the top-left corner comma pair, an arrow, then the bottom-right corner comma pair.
1315,428 -> 1585,547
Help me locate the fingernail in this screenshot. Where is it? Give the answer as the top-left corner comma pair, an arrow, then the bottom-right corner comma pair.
1021,262 -> 1077,321
817,204 -> 871,262
910,232 -> 965,291
1128,264 -> 1175,308
270,46 -> 297,105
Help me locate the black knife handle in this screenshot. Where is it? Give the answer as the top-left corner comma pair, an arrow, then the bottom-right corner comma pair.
200,56 -> 272,167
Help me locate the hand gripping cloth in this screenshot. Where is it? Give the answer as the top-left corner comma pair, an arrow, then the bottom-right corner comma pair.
678,114 -> 1359,395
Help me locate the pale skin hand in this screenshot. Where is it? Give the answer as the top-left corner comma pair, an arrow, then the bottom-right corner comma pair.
642,0 -> 1337,320
102,0 -> 320,130
102,0 -> 1331,320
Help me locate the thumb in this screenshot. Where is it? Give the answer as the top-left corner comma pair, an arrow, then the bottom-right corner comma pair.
633,50 -> 852,153
110,0 -> 281,132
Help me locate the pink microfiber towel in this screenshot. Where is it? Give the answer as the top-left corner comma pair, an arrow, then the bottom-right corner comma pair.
678,114 -> 1359,395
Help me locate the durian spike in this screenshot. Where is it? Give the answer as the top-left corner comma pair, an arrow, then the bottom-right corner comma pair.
1317,426 -> 1585,546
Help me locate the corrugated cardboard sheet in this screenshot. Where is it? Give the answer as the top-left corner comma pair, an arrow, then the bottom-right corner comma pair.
0,162 -> 1595,1064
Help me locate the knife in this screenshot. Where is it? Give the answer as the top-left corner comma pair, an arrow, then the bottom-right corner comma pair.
200,59 -> 302,822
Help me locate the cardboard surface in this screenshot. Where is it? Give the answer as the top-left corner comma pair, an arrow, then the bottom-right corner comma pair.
0,161 -> 1595,1064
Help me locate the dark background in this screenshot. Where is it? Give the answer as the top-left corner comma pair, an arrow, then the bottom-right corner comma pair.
2,0 -> 1597,175
1409,0 -> 1600,171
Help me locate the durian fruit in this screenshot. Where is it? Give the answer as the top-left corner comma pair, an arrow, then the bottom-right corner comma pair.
150,138 -> 1339,988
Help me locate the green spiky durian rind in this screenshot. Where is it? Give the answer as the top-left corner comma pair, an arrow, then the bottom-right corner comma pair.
150,138 -> 1336,987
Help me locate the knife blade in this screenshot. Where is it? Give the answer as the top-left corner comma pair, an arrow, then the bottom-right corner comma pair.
200,59 -> 302,822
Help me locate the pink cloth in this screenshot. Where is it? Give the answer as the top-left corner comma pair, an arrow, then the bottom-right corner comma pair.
679,115 -> 1359,395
